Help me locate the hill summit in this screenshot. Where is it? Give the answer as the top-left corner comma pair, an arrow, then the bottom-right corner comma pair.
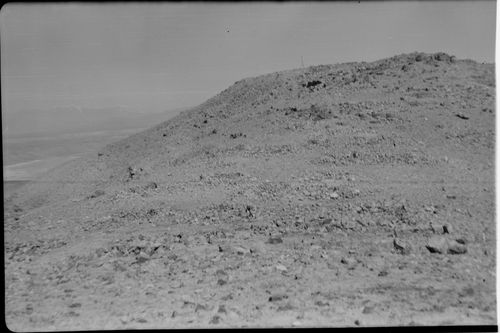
5,52 -> 496,329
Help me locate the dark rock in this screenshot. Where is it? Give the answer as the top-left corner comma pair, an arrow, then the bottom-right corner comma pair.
217,305 -> 227,314
209,315 -> 221,324
269,293 -> 288,302
304,80 -> 322,88
378,270 -> 388,277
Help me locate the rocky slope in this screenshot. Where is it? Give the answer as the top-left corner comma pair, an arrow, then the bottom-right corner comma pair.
4,52 -> 496,330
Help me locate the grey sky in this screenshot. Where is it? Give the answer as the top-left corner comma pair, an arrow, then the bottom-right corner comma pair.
1,1 -> 496,127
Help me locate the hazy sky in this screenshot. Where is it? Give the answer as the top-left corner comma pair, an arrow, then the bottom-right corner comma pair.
1,1 -> 496,122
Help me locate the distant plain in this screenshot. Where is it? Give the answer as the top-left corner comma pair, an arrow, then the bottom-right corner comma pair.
3,107 -> 186,182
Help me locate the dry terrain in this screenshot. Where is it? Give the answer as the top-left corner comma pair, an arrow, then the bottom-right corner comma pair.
4,52 -> 496,330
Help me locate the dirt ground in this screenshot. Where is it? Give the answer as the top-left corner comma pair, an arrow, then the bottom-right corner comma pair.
4,52 -> 496,330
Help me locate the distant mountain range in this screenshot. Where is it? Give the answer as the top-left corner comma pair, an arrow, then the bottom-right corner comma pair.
2,106 -> 189,138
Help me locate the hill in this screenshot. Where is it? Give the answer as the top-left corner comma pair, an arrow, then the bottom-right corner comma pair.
4,52 -> 496,329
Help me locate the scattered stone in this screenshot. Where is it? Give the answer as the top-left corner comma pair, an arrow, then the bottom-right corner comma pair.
276,264 -> 288,272
426,236 -> 467,254
216,269 -> 228,278
310,244 -> 322,251
216,270 -> 229,285
426,236 -> 448,254
234,246 -> 250,255
393,238 -> 411,255
195,304 -> 207,312
136,252 -> 150,264
425,205 -> 436,213
362,305 -> 374,314
217,305 -> 227,314
95,247 -> 107,258
459,286 -> 475,297
447,240 -> 467,254
340,257 -> 357,270
69,303 -> 81,308
144,182 -> 158,190
320,218 -> 332,226
209,315 -> 221,324
315,300 -> 329,307
431,223 -> 452,234
277,302 -> 295,312
267,236 -> 283,244
136,318 -> 148,323
88,190 -> 105,199
329,192 -> 340,199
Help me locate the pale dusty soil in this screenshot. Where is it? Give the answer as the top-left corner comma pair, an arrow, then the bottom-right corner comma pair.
4,52 -> 496,330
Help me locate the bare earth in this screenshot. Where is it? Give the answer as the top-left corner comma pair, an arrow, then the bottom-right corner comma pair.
4,52 -> 496,330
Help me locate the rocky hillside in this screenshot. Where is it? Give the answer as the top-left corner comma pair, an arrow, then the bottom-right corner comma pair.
5,52 -> 496,330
